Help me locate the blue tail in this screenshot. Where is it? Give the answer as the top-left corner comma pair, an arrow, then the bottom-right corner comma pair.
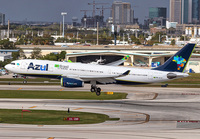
153,43 -> 196,72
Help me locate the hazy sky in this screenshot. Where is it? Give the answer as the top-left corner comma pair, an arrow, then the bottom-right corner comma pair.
0,0 -> 169,23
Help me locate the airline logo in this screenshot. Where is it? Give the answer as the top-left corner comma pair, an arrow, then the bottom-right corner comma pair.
27,62 -> 48,71
54,64 -> 69,70
17,63 -> 20,67
54,64 -> 59,68
173,56 -> 186,70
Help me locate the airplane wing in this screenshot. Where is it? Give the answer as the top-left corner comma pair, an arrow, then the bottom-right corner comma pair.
79,70 -> 130,84
63,70 -> 130,84
105,55 -> 129,66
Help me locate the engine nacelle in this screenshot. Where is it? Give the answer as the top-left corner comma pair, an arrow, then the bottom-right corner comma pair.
167,73 -> 177,79
61,77 -> 84,87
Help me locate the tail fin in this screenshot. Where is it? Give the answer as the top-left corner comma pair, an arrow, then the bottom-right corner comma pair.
153,43 -> 196,72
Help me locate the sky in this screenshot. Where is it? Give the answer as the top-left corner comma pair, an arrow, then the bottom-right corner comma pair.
0,0 -> 169,24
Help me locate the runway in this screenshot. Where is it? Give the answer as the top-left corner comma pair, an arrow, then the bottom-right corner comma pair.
0,84 -> 200,139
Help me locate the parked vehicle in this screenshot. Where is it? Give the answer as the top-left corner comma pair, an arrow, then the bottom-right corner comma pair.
13,73 -> 19,78
83,44 -> 91,46
0,69 -> 8,75
61,45 -> 69,47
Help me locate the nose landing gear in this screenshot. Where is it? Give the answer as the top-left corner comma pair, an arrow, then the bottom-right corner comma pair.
23,76 -> 27,84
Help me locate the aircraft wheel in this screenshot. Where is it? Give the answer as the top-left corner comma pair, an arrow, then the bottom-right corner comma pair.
97,87 -> 101,92
96,91 -> 101,96
90,88 -> 95,92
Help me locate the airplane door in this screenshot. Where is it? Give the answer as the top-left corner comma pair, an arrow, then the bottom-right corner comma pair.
20,62 -> 27,70
48,64 -> 53,72
108,69 -> 112,74
148,72 -> 153,80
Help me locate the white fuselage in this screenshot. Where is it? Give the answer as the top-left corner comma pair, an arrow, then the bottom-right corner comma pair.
5,59 -> 189,84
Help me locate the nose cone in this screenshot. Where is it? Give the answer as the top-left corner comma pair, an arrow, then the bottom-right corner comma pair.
5,64 -> 10,71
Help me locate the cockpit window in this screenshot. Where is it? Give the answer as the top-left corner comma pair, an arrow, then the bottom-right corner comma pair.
11,63 -> 15,65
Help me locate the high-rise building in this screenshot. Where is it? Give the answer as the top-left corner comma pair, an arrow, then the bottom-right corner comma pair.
182,0 -> 192,24
198,0 -> 200,23
149,7 -> 167,26
149,7 -> 167,19
81,15 -> 104,28
111,1 -> 134,25
0,13 -> 5,25
192,0 -> 200,23
170,0 -> 182,24
170,0 -> 200,24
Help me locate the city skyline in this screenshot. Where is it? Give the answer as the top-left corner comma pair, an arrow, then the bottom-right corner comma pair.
0,0 -> 169,23
170,0 -> 200,24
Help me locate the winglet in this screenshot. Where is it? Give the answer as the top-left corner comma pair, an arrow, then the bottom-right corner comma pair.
68,60 -> 72,63
106,55 -> 130,66
122,70 -> 130,76
122,55 -> 130,61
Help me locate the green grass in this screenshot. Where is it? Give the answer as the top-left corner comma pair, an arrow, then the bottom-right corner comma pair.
0,109 -> 119,125
0,90 -> 127,100
163,73 -> 200,84
123,73 -> 200,88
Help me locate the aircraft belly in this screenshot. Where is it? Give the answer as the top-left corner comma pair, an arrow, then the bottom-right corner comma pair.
116,75 -> 150,84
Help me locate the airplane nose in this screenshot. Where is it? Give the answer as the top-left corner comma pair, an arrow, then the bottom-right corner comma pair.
5,64 -> 9,70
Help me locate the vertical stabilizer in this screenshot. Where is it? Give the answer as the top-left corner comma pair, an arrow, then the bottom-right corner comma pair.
153,43 -> 196,72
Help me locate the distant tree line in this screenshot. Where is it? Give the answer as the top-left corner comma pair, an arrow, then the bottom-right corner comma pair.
0,39 -> 67,68
30,47 -> 66,61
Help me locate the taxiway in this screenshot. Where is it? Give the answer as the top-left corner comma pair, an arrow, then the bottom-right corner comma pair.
0,84 -> 200,139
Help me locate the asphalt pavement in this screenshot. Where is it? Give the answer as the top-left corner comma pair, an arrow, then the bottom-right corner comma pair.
0,84 -> 200,139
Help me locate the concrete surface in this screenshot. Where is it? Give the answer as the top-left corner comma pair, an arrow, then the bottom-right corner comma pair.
0,84 -> 200,139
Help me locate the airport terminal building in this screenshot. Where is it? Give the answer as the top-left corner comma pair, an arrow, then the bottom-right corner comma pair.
0,50 -> 19,62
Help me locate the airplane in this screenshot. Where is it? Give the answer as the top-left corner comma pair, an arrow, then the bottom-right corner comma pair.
89,56 -> 106,65
81,56 -> 106,65
5,43 -> 196,96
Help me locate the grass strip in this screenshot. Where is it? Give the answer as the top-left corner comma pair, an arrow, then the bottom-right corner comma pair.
0,90 -> 127,100
0,109 -> 119,125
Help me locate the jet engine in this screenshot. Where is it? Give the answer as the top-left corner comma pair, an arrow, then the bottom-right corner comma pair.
61,77 -> 84,87
167,73 -> 177,79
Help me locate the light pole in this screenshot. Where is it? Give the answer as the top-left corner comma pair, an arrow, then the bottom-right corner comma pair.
84,18 -> 87,28
61,12 -> 67,38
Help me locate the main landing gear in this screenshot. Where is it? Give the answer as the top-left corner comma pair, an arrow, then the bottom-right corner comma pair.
90,85 -> 101,96
90,81 -> 102,96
